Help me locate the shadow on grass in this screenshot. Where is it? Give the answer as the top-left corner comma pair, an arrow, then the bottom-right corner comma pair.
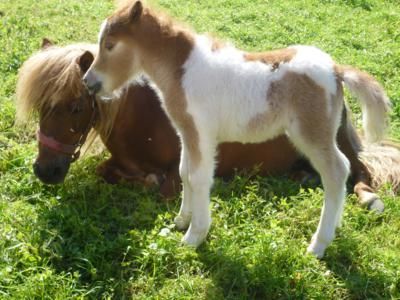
32,168 -> 310,298
324,231 -> 391,299
197,246 -> 299,299
197,230 -> 392,299
34,169 -> 169,295
31,160 -> 392,299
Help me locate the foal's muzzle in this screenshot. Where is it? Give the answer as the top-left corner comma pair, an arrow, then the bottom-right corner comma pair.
83,80 -> 102,95
83,72 -> 102,95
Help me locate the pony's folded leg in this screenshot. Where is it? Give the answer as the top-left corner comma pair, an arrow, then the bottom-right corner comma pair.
96,158 -> 123,184
160,164 -> 181,200
354,181 -> 384,213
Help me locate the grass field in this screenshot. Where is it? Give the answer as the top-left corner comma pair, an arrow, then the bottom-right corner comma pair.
1,0 -> 400,298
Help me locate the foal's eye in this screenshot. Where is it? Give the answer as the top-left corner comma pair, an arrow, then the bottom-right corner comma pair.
105,41 -> 115,51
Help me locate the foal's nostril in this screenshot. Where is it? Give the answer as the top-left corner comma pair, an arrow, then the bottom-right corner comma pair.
92,82 -> 102,94
83,79 -> 101,95
87,81 -> 102,95
82,72 -> 102,95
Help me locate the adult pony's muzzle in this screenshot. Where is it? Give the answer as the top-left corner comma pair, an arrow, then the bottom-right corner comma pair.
83,71 -> 102,95
33,157 -> 71,184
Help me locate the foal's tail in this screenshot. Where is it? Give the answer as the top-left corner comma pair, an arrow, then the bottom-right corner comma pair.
335,65 -> 391,143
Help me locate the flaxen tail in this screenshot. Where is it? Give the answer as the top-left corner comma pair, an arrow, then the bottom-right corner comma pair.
336,65 -> 391,143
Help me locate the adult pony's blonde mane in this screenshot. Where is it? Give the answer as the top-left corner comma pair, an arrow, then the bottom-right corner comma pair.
16,43 -> 120,141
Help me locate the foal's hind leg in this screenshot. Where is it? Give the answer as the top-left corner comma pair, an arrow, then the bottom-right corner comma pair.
288,130 -> 350,258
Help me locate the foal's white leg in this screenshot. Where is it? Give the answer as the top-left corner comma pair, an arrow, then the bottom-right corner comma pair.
182,141 -> 216,247
307,146 -> 349,258
289,132 -> 350,258
174,145 -> 193,230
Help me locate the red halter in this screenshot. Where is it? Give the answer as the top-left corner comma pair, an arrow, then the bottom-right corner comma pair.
37,95 -> 98,162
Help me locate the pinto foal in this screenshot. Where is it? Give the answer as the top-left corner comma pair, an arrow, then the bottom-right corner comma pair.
83,1 -> 390,257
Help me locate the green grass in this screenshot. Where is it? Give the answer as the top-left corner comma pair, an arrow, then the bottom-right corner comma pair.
1,0 -> 400,298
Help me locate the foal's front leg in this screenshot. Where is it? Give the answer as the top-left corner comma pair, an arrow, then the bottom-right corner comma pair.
174,145 -> 194,230
177,140 -> 216,247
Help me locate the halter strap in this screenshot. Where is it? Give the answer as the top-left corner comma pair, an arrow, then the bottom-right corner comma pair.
37,95 -> 98,162
37,130 -> 77,154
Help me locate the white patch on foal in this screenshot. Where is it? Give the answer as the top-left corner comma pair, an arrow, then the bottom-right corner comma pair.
183,36 -> 283,143
288,45 -> 337,96
182,36 -> 337,144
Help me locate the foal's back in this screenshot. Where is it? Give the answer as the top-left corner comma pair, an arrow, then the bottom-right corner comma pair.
181,36 -> 338,143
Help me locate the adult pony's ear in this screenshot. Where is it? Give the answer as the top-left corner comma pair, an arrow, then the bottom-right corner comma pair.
41,38 -> 53,49
77,51 -> 94,73
129,0 -> 143,23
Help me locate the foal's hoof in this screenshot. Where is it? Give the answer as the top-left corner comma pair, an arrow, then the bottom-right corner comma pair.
174,214 -> 191,230
181,227 -> 208,248
306,238 -> 328,259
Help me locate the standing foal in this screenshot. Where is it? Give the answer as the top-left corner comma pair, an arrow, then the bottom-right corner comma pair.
83,1 -> 390,258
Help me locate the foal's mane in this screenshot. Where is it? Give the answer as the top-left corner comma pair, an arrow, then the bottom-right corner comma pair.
16,43 -> 120,141
112,0 -> 193,39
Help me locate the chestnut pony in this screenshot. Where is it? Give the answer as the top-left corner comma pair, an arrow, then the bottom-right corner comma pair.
83,1 -> 392,257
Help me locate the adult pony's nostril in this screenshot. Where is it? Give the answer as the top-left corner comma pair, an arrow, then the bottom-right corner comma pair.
32,160 -> 69,184
33,161 -> 41,177
52,166 -> 62,177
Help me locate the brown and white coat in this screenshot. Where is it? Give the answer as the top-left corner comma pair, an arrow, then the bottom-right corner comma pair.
83,1 -> 390,258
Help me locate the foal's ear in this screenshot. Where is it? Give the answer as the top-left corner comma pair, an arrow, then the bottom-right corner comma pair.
129,0 -> 143,23
77,51 -> 94,73
41,38 -> 53,49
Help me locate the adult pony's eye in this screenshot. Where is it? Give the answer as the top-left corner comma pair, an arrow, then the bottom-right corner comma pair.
70,101 -> 83,114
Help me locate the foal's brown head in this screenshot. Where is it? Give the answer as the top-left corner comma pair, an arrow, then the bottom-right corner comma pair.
83,0 -> 147,97
16,40 -> 100,184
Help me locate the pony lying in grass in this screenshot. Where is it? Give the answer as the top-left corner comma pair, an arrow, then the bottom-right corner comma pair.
83,1 -> 391,258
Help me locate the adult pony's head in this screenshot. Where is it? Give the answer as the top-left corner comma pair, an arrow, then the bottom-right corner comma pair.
16,39 -> 118,184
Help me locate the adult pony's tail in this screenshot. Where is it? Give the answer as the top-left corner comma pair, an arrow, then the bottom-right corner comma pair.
336,65 -> 391,143
360,141 -> 400,193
